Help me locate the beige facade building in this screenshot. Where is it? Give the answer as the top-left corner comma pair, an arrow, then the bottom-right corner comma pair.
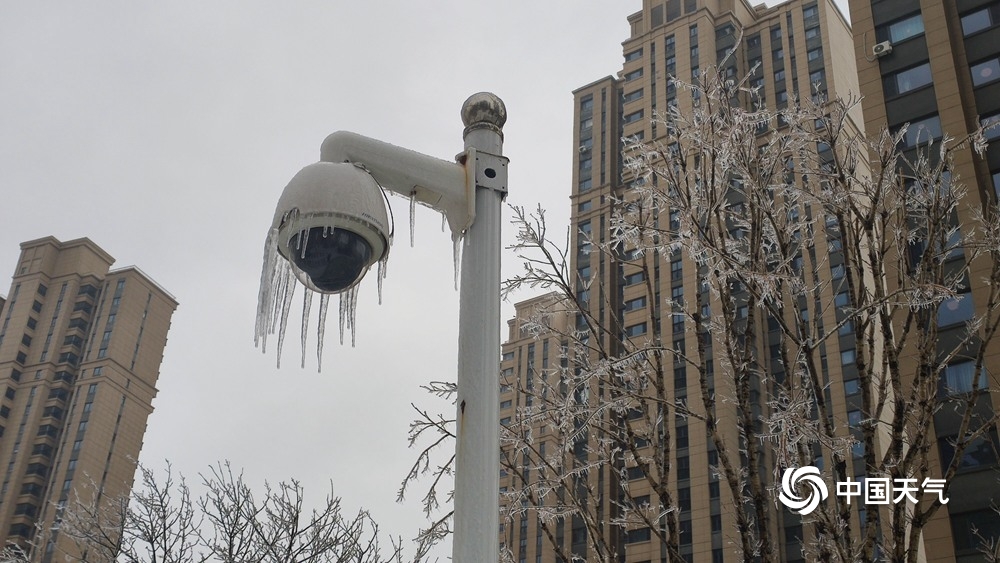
0,237 -> 176,561
501,2 -> 863,561
848,1 -> 1000,560
502,0 -> 998,561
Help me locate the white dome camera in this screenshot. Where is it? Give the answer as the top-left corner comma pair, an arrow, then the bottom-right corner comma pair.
270,162 -> 390,293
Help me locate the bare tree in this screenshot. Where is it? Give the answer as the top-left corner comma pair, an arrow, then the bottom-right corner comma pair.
27,462 -> 405,563
405,60 -> 1000,563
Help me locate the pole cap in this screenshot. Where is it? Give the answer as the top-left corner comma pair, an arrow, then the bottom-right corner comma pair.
461,92 -> 506,138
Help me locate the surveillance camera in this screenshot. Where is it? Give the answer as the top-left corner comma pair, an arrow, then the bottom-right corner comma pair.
271,162 -> 390,293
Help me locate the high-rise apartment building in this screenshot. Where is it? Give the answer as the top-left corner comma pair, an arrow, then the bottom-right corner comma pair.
501,0 -> 999,561
501,0 -> 1000,563
0,237 -> 176,561
501,2 -> 863,561
848,1 -> 1000,559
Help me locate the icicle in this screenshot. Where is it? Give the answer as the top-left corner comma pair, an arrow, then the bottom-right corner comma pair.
300,290 -> 313,369
348,285 -> 359,346
452,232 -> 464,290
274,267 -> 297,368
270,259 -> 289,338
409,191 -> 417,247
377,256 -> 388,305
299,228 -> 310,259
317,293 -> 329,372
255,227 -> 281,352
338,290 -> 347,345
441,212 -> 447,233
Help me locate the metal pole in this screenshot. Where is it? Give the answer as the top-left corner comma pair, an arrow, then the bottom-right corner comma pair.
454,92 -> 506,563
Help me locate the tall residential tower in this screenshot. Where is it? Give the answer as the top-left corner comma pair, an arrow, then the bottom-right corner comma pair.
502,1 -> 864,561
848,0 -> 1000,559
0,237 -> 176,561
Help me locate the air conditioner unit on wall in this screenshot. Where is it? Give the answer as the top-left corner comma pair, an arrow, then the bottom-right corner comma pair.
873,41 -> 893,58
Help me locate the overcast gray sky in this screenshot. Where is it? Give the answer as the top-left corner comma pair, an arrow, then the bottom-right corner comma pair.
0,1 -> 641,557
0,1 -> 849,558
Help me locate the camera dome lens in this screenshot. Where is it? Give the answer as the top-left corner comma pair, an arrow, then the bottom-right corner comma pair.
286,227 -> 373,292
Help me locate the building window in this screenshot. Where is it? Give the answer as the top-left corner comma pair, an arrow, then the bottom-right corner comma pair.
580,117 -> 593,131
626,465 -> 645,480
625,323 -> 647,337
951,510 -> 1000,553
679,519 -> 693,544
623,89 -> 643,103
670,259 -> 683,280
938,291 -> 974,327
624,69 -> 643,82
938,430 -> 999,471
897,115 -> 942,148
981,113 -> 1000,140
676,425 -> 689,449
962,5 -> 1000,37
578,200 -> 592,212
972,57 -> 1000,86
773,48 -> 784,61
803,4 -> 818,20
677,456 -> 690,479
747,34 -> 761,48
625,527 -> 651,543
674,366 -> 687,388
624,48 -> 643,62
841,349 -> 856,365
884,62 -> 933,97
623,109 -> 644,124
839,320 -> 854,335
880,13 -> 924,42
848,409 -> 862,428
32,300 -> 42,313
774,69 -> 786,82
624,296 -> 647,312
805,26 -> 820,39
579,178 -> 592,192
939,361 -> 987,395
771,26 -> 782,42
579,158 -> 592,171
807,48 -> 823,62
624,271 -> 645,286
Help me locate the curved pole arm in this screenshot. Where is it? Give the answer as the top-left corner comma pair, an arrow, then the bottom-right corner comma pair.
320,130 -> 475,235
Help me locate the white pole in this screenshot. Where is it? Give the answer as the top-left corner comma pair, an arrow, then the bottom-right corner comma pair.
454,93 -> 506,563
